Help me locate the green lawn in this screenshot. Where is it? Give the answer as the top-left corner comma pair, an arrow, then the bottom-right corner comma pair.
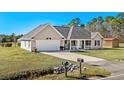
0,47 -> 110,79
0,47 -> 63,79
74,43 -> 124,61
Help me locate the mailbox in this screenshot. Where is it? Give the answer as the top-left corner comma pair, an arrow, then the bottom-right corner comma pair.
77,58 -> 84,63
62,61 -> 69,77
77,58 -> 84,76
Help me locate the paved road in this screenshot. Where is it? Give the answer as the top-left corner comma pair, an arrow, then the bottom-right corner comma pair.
101,74 -> 124,80
87,61 -> 124,80
42,52 -> 124,80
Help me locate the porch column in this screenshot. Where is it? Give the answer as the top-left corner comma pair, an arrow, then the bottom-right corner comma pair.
101,39 -> 103,49
84,40 -> 86,49
69,40 -> 71,50
77,40 -> 80,49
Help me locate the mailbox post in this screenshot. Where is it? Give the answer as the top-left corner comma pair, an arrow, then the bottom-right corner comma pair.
62,61 -> 69,77
77,58 -> 84,76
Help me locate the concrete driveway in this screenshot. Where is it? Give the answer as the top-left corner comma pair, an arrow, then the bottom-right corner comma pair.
42,52 -> 124,80
42,52 -> 105,62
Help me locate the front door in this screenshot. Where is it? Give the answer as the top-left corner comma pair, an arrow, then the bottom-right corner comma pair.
64,40 -> 70,50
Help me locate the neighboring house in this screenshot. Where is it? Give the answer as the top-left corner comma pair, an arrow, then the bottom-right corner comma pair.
103,38 -> 119,48
18,24 -> 103,52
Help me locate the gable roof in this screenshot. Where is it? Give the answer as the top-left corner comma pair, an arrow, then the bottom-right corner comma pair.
91,32 -> 103,39
18,24 -> 48,41
19,23 -> 102,41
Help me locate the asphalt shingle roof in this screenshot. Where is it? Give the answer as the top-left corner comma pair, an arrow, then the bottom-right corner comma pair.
19,24 -> 47,40
19,24 -> 91,40
70,27 -> 91,39
53,26 -> 70,38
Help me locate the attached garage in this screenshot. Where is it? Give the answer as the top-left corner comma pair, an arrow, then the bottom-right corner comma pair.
36,40 -> 60,51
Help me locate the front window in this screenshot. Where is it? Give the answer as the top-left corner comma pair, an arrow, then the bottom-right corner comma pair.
95,40 -> 100,46
85,40 -> 91,46
65,40 -> 67,44
71,40 -> 76,46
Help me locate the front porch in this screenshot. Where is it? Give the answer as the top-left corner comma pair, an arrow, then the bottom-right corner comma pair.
60,39 -> 91,51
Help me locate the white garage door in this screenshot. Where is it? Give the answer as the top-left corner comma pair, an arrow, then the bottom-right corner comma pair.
36,40 -> 60,51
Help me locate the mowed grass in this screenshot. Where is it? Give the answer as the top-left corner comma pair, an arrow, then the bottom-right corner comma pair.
74,43 -> 124,61
0,47 -> 64,78
0,47 -> 110,79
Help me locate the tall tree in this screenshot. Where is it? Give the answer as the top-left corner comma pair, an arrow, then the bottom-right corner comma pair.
68,18 -> 85,27
96,16 -> 104,31
87,17 -> 104,32
87,18 -> 97,32
116,12 -> 124,19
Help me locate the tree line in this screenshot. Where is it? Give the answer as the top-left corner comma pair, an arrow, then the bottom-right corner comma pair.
0,33 -> 23,42
68,12 -> 124,42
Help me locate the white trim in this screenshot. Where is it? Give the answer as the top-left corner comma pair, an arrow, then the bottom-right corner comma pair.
97,32 -> 103,38
70,40 -> 71,50
77,40 -> 80,49
92,32 -> 103,39
84,40 -> 86,49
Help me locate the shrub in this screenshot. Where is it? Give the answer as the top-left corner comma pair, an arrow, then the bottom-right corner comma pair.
0,43 -> 13,47
0,68 -> 54,80
5,43 -> 12,47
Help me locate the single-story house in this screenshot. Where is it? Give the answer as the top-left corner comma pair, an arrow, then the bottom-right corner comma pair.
103,38 -> 119,48
18,24 -> 103,52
